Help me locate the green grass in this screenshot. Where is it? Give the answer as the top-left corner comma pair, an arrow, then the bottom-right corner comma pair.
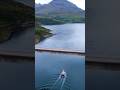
0,1 -> 34,23
0,1 -> 34,30
36,14 -> 85,25
35,26 -> 53,43
36,16 -> 64,25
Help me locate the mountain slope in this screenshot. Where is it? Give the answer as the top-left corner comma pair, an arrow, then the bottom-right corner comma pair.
35,0 -> 85,24
35,26 -> 52,43
36,0 -> 84,16
0,0 -> 34,26
0,0 -> 34,42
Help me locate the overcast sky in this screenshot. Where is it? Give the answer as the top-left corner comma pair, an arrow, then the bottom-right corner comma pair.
35,0 -> 85,10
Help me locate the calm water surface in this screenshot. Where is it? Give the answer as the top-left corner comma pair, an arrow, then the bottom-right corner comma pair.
35,52 -> 85,90
86,63 -> 120,90
35,23 -> 85,90
0,57 -> 34,90
36,23 -> 85,52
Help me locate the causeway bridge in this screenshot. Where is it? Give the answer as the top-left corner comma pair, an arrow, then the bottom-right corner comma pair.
35,48 -> 120,64
35,48 -> 85,56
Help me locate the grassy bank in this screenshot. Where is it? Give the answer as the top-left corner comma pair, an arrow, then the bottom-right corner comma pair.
35,26 -> 53,44
0,31 -> 12,42
36,15 -> 85,25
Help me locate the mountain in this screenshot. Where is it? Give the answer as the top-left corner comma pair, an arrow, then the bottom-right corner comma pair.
36,0 -> 84,16
35,0 -> 85,24
35,3 -> 41,7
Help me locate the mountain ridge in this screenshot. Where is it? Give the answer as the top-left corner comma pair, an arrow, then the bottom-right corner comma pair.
35,0 -> 84,17
35,0 -> 85,24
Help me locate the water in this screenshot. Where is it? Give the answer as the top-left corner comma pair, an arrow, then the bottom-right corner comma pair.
86,63 -> 120,90
0,29 -> 34,56
0,28 -> 34,90
36,23 -> 85,52
35,23 -> 85,90
35,52 -> 85,90
0,57 -> 34,90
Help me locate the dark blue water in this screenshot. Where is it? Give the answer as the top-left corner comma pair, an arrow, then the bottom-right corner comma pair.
35,52 -> 85,90
86,63 -> 120,90
35,23 -> 85,90
0,57 -> 34,90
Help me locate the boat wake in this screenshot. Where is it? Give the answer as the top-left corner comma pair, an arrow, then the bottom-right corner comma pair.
36,70 -> 70,90
51,70 -> 67,90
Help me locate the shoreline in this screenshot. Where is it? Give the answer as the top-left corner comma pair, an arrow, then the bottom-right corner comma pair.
0,22 -> 34,43
35,26 -> 53,44
0,26 -> 34,59
41,22 -> 85,26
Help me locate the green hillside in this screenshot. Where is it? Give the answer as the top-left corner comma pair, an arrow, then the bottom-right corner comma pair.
36,16 -> 64,25
35,0 -> 85,25
0,1 -> 34,23
0,0 -> 34,42
35,26 -> 52,43
36,14 -> 85,25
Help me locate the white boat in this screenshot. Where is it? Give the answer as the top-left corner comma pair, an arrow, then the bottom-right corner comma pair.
59,70 -> 67,79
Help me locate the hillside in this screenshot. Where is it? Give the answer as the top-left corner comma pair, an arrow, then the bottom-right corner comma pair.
35,0 -> 85,25
0,0 -> 34,42
36,16 -> 64,25
35,26 -> 52,43
0,0 -> 34,26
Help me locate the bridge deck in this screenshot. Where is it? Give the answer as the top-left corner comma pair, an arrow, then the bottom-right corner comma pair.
35,48 -> 85,55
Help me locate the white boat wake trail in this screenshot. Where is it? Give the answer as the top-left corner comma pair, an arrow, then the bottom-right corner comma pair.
50,70 -> 67,90
60,78 -> 66,90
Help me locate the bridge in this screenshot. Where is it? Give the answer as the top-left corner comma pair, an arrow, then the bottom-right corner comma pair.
35,48 -> 120,64
35,48 -> 85,56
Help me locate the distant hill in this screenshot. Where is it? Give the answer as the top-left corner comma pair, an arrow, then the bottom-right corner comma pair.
35,3 -> 42,8
35,0 -> 85,24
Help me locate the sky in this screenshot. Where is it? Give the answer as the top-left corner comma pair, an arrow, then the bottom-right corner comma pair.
35,0 -> 85,10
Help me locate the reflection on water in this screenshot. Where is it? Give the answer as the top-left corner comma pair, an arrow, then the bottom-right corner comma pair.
86,62 -> 120,90
0,56 -> 34,90
35,23 -> 85,90
35,23 -> 85,52
35,52 -> 85,90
